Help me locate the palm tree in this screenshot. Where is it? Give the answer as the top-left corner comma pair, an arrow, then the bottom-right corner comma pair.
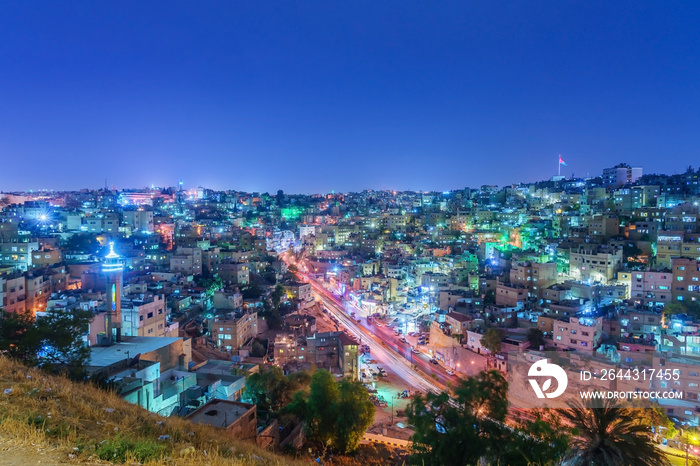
561,398 -> 669,466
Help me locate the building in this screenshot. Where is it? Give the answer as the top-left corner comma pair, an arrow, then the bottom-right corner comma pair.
552,315 -> 603,350
656,230 -> 685,269
495,281 -> 527,307
602,163 -> 642,188
123,209 -> 154,233
218,261 -> 250,285
444,311 -> 474,337
210,310 -> 259,351
0,241 -> 39,271
170,247 -> 203,275
509,261 -> 557,298
275,331 -> 359,380
671,257 -> 700,303
569,245 -> 623,283
617,270 -> 672,305
102,243 -> 124,344
587,215 -> 620,241
282,281 -> 312,304
186,399 -> 257,441
121,293 -> 176,338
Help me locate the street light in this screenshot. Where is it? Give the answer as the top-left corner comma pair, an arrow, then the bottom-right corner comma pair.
686,436 -> 697,466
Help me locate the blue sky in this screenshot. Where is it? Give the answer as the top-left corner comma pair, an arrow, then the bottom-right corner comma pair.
1,1 -> 699,193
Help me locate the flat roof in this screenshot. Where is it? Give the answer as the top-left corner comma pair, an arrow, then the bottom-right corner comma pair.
186,399 -> 254,428
89,336 -> 182,368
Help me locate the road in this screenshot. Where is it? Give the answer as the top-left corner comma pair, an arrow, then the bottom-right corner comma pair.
363,317 -> 463,387
302,274 -> 444,395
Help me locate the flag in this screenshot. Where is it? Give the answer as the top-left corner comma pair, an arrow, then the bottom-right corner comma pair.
559,155 -> 567,166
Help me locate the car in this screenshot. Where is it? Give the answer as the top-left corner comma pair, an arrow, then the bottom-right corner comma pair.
399,337 -> 407,343
412,348 -> 420,354
375,322 -> 383,327
430,359 -> 438,365
446,370 -> 455,376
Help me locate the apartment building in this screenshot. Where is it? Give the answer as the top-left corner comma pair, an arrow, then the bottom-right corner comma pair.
569,245 -> 623,283
495,281 -> 527,307
123,209 -> 154,232
0,242 -> 39,271
169,247 -> 203,275
617,308 -> 663,337
586,215 -> 620,241
121,294 -> 175,338
282,281 -> 312,303
552,315 -> 603,350
509,261 -> 557,298
210,310 -> 258,351
602,163 -> 642,188
275,331 -> 360,380
672,257 -> 700,303
0,274 -> 26,314
218,261 -> 250,285
618,270 -> 672,305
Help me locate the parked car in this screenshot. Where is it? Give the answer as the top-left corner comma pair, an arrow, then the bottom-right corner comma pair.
412,348 -> 420,354
446,369 -> 455,376
399,337 -> 407,343
430,359 -> 438,365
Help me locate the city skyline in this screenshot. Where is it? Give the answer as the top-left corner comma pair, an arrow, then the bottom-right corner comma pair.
2,2 -> 700,192
0,159 -> 685,196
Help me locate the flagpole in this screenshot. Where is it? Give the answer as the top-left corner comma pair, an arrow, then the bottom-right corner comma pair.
558,155 -> 561,176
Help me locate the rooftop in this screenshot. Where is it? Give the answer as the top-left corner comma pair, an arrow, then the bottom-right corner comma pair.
89,336 -> 183,369
186,399 -> 255,428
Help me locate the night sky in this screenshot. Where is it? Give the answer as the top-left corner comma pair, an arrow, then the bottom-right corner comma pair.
1,2 -> 699,193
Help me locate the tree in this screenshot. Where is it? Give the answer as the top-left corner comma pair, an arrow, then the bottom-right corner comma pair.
276,189 -> 285,206
63,233 -> 102,255
32,307 -> 93,380
502,409 -> 570,466
561,398 -> 669,466
664,301 -> 700,319
0,309 -> 36,361
526,328 -> 546,349
332,379 -> 375,453
1,307 -> 92,380
241,284 -> 264,300
243,366 -> 310,412
407,370 -> 569,465
250,339 -> 267,358
286,370 -> 375,454
271,284 -> 285,311
480,328 -> 504,355
304,369 -> 339,448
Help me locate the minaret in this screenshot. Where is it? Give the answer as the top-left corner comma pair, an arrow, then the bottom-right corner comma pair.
103,242 -> 124,344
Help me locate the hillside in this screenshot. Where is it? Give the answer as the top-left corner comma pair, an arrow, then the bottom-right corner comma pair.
0,356 -> 306,465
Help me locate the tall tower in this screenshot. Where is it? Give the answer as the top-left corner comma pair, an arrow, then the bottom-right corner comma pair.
103,242 -> 124,344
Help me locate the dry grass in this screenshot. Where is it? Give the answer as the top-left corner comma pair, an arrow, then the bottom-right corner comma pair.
0,357 -> 309,465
